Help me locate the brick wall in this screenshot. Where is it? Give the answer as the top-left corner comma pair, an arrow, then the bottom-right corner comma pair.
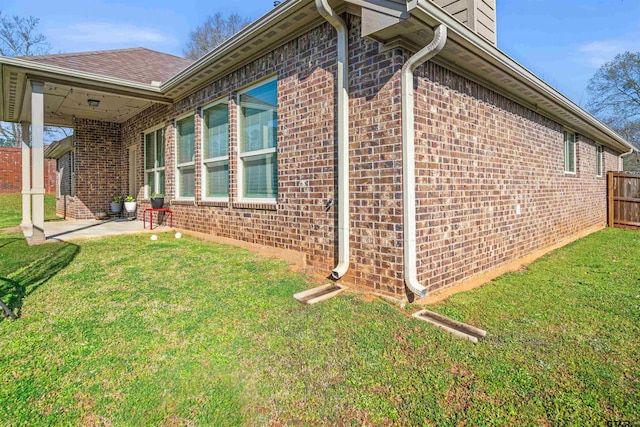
0,147 -> 56,194
77,14 -> 621,299
119,17 -> 414,294
346,16 -> 405,293
122,21 -> 345,278
56,119 -> 123,219
413,61 -> 618,293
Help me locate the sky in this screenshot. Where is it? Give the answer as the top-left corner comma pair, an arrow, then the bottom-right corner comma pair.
1,0 -> 639,108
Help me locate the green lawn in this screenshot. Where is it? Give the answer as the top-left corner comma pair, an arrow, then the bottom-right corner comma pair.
0,193 -> 57,229
0,200 -> 638,425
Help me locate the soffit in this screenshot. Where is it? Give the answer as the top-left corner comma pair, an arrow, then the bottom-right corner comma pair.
363,2 -> 630,152
0,59 -> 171,126
162,0 -> 325,101
35,82 -> 155,127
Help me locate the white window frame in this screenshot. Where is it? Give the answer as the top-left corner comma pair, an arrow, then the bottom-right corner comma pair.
596,144 -> 604,177
564,131 -> 577,174
143,124 -> 165,198
175,113 -> 196,200
237,76 -> 278,204
201,99 -> 229,201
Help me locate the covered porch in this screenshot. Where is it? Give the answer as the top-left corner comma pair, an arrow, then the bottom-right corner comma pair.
22,218 -> 167,242
0,51 -> 181,243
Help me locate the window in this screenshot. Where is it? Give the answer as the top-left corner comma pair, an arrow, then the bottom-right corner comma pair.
176,115 -> 195,199
564,131 -> 576,173
238,78 -> 278,202
596,145 -> 604,177
70,151 -> 76,197
144,127 -> 165,197
202,102 -> 229,199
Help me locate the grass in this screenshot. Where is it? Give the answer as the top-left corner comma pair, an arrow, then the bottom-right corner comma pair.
0,198 -> 638,425
0,194 -> 57,229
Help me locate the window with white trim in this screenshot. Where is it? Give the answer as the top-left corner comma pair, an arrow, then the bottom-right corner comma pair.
238,78 -> 278,202
202,101 -> 229,199
564,131 -> 576,173
144,127 -> 165,197
596,144 -> 604,177
176,115 -> 195,199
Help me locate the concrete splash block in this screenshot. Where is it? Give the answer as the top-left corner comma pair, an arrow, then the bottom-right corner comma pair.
293,283 -> 346,305
412,309 -> 487,343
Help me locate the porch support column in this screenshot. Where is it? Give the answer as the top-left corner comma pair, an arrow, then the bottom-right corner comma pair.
30,80 -> 45,243
20,121 -> 31,229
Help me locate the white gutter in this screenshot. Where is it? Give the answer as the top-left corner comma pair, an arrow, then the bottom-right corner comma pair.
406,0 -> 633,154
619,147 -> 635,171
315,0 -> 350,280
402,24 -> 447,298
163,0 -> 308,93
0,57 -> 167,95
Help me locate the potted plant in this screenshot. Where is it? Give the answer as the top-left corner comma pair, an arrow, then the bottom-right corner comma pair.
110,195 -> 123,214
124,195 -> 137,213
150,193 -> 164,209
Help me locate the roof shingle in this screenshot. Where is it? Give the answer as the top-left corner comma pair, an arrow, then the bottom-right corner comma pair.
20,47 -> 193,85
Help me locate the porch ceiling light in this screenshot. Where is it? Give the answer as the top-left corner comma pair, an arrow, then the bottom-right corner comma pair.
87,99 -> 100,107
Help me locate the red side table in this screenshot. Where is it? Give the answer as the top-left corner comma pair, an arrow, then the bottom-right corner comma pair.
144,208 -> 173,230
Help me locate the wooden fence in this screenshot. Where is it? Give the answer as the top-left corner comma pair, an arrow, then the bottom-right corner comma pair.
607,171 -> 640,229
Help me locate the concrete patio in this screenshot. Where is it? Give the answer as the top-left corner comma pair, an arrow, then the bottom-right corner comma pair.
21,218 -> 171,243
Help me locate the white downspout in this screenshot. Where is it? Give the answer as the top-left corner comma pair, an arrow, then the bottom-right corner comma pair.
402,25 -> 448,298
316,0 -> 350,280
618,147 -> 635,171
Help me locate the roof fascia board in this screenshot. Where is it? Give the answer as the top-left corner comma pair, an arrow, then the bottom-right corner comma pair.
1,57 -> 171,103
45,135 -> 73,159
171,18 -> 329,104
407,0 -> 633,152
26,73 -> 172,105
161,0 -> 314,93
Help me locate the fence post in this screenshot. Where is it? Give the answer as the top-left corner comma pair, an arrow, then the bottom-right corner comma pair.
607,171 -> 614,228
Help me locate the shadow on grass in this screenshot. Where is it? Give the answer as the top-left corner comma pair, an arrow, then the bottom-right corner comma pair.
0,241 -> 79,319
0,238 -> 22,249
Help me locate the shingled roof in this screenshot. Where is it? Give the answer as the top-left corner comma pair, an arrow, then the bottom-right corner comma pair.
20,48 -> 193,85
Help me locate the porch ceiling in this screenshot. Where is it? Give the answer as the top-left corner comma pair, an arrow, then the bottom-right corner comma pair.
0,58 -> 172,127
26,81 -> 156,127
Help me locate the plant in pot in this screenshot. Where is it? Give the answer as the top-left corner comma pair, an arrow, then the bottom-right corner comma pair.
124,195 -> 137,213
150,193 -> 164,209
110,195 -> 123,214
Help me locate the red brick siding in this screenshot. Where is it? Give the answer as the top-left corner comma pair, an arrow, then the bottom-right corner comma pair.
0,147 -> 56,194
68,14 -> 623,299
413,61 -> 618,293
122,21 -> 347,279
56,119 -> 123,219
346,16 -> 405,294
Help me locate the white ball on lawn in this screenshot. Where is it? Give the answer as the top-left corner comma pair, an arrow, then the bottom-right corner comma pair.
175,232 -> 182,239
150,234 -> 158,241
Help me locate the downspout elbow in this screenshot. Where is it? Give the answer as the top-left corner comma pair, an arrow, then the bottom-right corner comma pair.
331,263 -> 348,280
619,147 -> 635,171
402,25 -> 447,298
316,0 -> 350,280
